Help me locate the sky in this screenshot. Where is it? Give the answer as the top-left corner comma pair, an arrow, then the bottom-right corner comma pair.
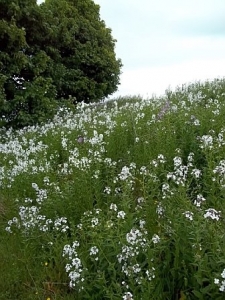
37,0 -> 225,98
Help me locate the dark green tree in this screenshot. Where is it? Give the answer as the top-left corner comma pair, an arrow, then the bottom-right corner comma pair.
42,0 -> 122,102
0,0 -> 122,128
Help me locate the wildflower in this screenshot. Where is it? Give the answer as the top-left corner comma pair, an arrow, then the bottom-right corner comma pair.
204,208 -> 221,221
140,166 -> 148,175
198,135 -> 213,149
152,234 -> 160,244
173,156 -> 182,167
193,119 -> 200,126
146,268 -> 156,281
214,270 -> 225,292
132,263 -> 141,273
90,246 -> 99,256
156,202 -> 164,216
91,217 -> 99,227
139,220 -> 145,228
119,166 -> 131,181
151,159 -> 158,167
104,186 -> 111,194
194,194 -> 206,207
158,154 -> 166,163
183,211 -> 194,221
137,197 -> 145,204
215,278 -> 220,284
117,211 -> 126,219
191,168 -> 201,178
110,203 -> 118,211
123,291 -> 133,300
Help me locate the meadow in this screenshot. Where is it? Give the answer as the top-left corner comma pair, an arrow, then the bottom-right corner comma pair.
0,78 -> 225,300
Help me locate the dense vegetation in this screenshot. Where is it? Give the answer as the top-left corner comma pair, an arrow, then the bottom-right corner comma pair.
1,78 -> 225,299
0,0 -> 122,128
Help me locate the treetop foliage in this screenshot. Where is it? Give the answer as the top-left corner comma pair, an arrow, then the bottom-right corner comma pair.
0,0 -> 122,128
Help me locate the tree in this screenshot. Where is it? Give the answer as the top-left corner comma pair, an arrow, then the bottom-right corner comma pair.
43,0 -> 122,102
0,0 -> 122,128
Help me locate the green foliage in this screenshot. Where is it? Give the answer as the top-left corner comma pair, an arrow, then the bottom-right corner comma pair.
0,0 -> 122,128
1,78 -> 225,299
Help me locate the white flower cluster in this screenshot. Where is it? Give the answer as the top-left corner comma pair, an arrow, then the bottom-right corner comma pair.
183,211 -> 194,221
117,223 -> 154,285
63,241 -> 85,288
152,234 -> 160,244
214,269 -> 225,292
204,208 -> 221,221
161,182 -> 174,199
167,156 -> 188,187
109,203 -> 126,219
150,154 -> 166,168
198,134 -> 214,150
122,291 -> 133,300
6,183 -> 69,234
119,166 -> 132,181
89,130 -> 104,146
6,205 -> 69,233
110,203 -> 118,211
89,246 -> 99,261
0,136 -> 48,182
213,160 -> 225,187
32,183 -> 48,204
154,201 -> 164,217
194,194 -> 206,207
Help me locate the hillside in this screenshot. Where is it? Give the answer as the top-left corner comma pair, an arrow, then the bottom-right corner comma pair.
1,78 -> 225,299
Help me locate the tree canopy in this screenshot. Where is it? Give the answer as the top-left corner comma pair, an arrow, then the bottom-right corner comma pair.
0,0 -> 122,127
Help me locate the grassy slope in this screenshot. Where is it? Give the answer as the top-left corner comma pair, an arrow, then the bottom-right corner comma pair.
0,78 -> 225,299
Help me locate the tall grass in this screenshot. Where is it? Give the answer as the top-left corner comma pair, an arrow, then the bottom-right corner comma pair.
1,78 -> 225,299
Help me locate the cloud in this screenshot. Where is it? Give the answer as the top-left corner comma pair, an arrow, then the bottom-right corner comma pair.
113,58 -> 225,98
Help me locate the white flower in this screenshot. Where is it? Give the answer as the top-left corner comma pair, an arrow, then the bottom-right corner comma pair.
117,211 -> 126,219
104,186 -> 111,194
91,217 -> 99,227
126,228 -> 142,245
139,220 -> 145,228
183,211 -> 194,221
199,135 -> 213,149
137,197 -> 145,204
158,154 -> 166,163
214,278 -> 220,284
123,291 -> 133,300
132,263 -> 141,273
140,166 -> 147,175
219,284 -> 225,292
156,202 -> 164,216
146,267 -> 156,281
204,208 -> 221,221
119,166 -> 131,181
110,203 -> 118,211
191,168 -> 201,178
90,246 -> 99,256
152,234 -> 160,244
194,194 -> 206,207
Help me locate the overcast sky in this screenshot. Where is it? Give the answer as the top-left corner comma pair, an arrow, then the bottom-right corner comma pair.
37,0 -> 225,98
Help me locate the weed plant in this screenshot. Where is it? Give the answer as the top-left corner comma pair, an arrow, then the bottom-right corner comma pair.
1,78 -> 225,299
